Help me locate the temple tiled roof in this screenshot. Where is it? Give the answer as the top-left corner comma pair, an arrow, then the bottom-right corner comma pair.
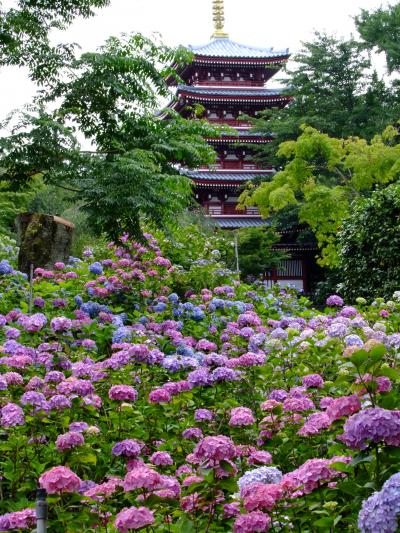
178,84 -> 283,97
189,38 -> 289,59
186,170 -> 272,182
209,217 -> 269,228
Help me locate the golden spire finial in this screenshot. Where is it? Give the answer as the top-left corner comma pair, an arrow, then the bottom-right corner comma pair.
211,0 -> 229,39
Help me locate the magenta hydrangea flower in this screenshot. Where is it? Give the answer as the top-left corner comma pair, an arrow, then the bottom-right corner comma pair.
1,403 -> 25,427
39,466 -> 81,494
338,408 -> 400,449
56,431 -> 84,451
114,506 -> 154,532
233,511 -> 271,533
108,385 -> 138,401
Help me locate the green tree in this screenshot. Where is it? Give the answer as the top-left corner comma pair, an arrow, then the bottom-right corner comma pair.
240,125 -> 400,268
0,34 -> 219,239
237,226 -> 284,279
0,0 -> 110,82
249,32 -> 398,168
338,183 -> 400,300
356,3 -> 400,74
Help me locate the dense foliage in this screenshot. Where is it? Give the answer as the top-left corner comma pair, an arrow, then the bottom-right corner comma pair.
338,183 -> 400,301
237,227 -> 284,280
239,125 -> 400,268
0,34 -> 219,239
0,235 -> 399,531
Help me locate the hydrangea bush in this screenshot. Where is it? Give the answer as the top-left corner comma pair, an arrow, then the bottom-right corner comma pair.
0,234 -> 399,531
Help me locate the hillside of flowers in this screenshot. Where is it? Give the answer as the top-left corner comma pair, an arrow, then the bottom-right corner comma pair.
0,234 -> 400,532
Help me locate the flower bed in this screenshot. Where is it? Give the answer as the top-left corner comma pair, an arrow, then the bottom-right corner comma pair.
0,234 -> 399,532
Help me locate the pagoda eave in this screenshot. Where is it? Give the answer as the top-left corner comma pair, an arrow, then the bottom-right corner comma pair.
205,136 -> 272,144
192,55 -> 289,66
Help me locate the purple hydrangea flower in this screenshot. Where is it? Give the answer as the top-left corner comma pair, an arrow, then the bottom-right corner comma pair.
339,408 -> 400,449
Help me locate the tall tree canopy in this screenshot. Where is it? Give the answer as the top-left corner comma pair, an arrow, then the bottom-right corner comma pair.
0,34 -> 219,239
249,32 -> 398,168
239,125 -> 400,268
356,3 -> 400,74
0,0 -> 111,82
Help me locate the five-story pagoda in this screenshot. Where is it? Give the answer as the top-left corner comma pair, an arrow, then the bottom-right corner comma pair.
167,0 -> 317,291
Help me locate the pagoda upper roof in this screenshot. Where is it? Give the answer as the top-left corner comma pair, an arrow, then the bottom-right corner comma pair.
189,38 -> 289,60
177,84 -> 284,98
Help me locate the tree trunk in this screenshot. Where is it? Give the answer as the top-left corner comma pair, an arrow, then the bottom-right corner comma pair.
15,213 -> 75,274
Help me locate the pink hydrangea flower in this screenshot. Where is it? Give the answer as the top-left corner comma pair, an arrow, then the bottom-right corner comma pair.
298,412 -> 331,436
247,451 -> 272,466
233,511 -> 271,533
56,431 -> 84,451
39,466 -> 81,494
193,436 -> 236,463
114,506 -> 154,532
0,508 -> 36,530
150,451 -> 173,466
229,407 -> 256,427
242,482 -> 283,511
123,466 -> 162,492
326,395 -> 361,422
302,374 -> 324,388
148,388 -> 171,403
108,385 -> 138,401
281,456 -> 350,496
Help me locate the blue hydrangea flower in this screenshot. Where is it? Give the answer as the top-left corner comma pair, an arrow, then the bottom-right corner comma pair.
168,293 -> 179,304
89,262 -> 103,275
238,467 -> 283,492
154,302 -> 167,313
345,334 -> 364,347
112,326 -> 132,343
358,472 -> 400,533
0,260 -> 13,275
191,307 -> 205,321
74,295 -> 83,307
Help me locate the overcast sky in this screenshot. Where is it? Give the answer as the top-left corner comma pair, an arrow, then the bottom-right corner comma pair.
1,0 -> 396,122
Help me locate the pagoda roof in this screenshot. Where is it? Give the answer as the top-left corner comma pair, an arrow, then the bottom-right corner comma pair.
209,216 -> 269,228
177,84 -> 284,98
189,38 -> 289,60
186,170 -> 272,182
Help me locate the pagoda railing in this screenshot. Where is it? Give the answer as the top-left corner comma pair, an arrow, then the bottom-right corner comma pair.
207,118 -> 252,127
206,204 -> 260,216
194,80 -> 265,87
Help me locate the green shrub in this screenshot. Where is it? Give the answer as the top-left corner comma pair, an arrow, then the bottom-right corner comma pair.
338,183 -> 400,300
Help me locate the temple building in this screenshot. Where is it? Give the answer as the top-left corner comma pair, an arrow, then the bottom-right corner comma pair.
167,0 -> 318,291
